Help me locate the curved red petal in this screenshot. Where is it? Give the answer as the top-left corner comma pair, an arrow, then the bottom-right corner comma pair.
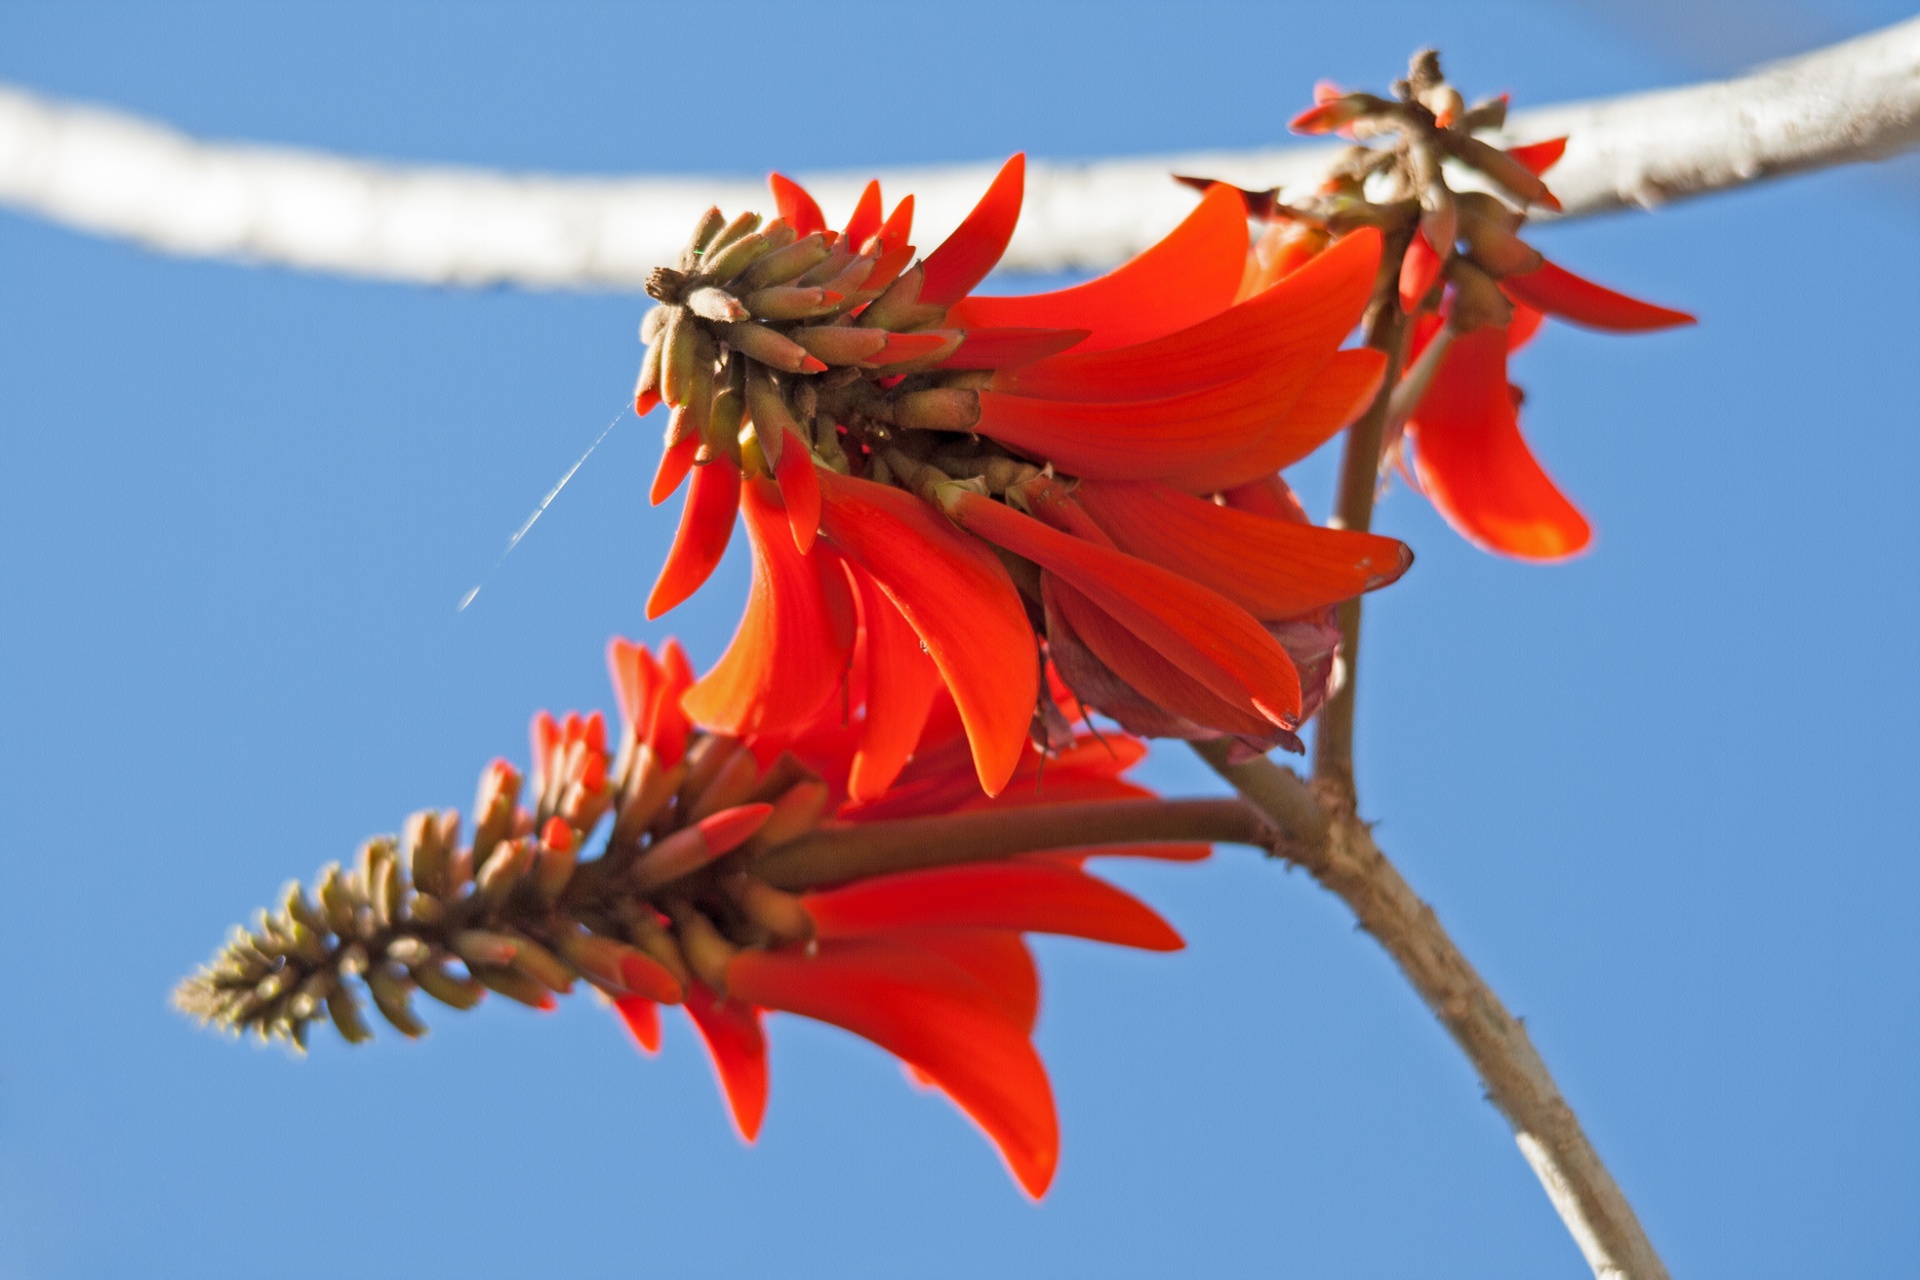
843,179 -> 883,247
606,637 -> 659,733
1046,573 -> 1283,739
848,566 -> 942,802
946,181 -> 1248,352
696,802 -> 776,855
807,861 -> 1183,951
683,982 -> 769,1142
1163,347 -> 1385,493
768,172 -> 827,238
613,995 -> 662,1054
950,492 -> 1300,727
651,432 -> 699,506
682,481 -> 850,734
938,327 -> 1091,371
1400,230 -> 1445,311
647,460 -> 741,619
1508,302 -> 1546,352
886,928 -> 1039,1033
727,938 -> 1059,1198
1501,260 -> 1695,332
1408,326 -> 1591,559
974,356 -> 1327,483
650,639 -> 696,766
875,195 -> 914,256
997,226 -> 1379,402
773,431 -> 821,553
1075,479 -> 1411,618
816,471 -> 1037,797
1507,137 -> 1568,177
919,154 -> 1025,309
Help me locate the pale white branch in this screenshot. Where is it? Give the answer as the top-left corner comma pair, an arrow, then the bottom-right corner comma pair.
2,17 -> 1915,290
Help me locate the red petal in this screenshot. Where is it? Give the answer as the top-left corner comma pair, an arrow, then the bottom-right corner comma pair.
768,172 -> 827,238
1045,574 -> 1283,738
848,566 -> 942,802
650,640 -> 695,765
1221,474 -> 1312,523
635,386 -> 661,418
1163,347 -> 1385,493
843,179 -> 883,247
947,181 -> 1247,352
865,332 -> 955,366
974,356 -> 1329,483
888,928 -> 1039,1033
1407,325 -> 1591,559
606,637 -> 659,733
816,471 -> 1037,797
696,802 -> 775,855
613,996 -> 662,1054
651,432 -> 699,506
618,953 -> 686,1006
950,492 -> 1299,728
919,154 -> 1025,308
874,195 -> 914,256
1074,479 -> 1411,618
1400,230 -> 1444,311
728,939 -> 1059,1197
773,430 -> 820,553
997,226 -> 1379,401
937,328 -> 1090,370
1506,137 -> 1568,177
1508,302 -> 1546,352
683,983 -> 769,1142
683,481 -> 851,735
647,460 -> 741,619
807,861 -> 1183,951
1501,260 -> 1695,332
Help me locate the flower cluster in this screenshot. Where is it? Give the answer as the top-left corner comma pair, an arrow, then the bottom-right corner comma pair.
638,159 -> 1412,796
1253,49 -> 1695,558
178,639 -> 1205,1197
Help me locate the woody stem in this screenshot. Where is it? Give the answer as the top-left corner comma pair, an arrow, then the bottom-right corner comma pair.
1190,741 -> 1671,1280
1314,287 -> 1412,808
753,798 -> 1277,891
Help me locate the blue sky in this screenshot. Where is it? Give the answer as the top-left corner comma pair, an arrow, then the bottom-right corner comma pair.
1,3 -> 1915,1277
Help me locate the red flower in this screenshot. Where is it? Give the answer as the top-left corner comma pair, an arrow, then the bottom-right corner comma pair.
601,637 -> 1202,1198
635,160 -> 1411,789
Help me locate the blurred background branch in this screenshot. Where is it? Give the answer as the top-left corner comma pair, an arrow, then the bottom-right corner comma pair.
1,16 -> 1914,290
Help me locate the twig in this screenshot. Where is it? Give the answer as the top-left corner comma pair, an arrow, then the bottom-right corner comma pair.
756,798 -> 1276,891
1192,740 -> 1670,1280
1,17 -> 1916,287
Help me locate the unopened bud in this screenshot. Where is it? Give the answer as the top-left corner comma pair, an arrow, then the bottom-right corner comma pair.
506,933 -> 577,994
613,746 -> 687,846
685,286 -> 749,324
701,210 -> 761,262
471,965 -> 556,1010
471,759 -> 523,867
788,324 -> 890,366
688,744 -> 762,823
726,874 -> 815,945
679,206 -> 727,270
412,960 -> 485,1010
327,986 -> 373,1044
857,263 -> 926,331
475,838 -> 535,906
665,903 -> 736,995
451,929 -> 520,969
704,227 -> 777,285
891,388 -> 981,432
738,232 -> 832,291
1447,258 -> 1516,333
366,968 -> 427,1038
747,778 -> 830,851
660,307 -> 697,408
718,321 -> 829,374
317,864 -> 356,935
1451,135 -> 1561,211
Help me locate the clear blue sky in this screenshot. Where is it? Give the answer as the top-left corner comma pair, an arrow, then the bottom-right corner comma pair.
1,3 -> 1915,1277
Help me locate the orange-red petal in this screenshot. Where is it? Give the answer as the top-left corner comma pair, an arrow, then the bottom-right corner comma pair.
887,928 -> 1039,1033
1501,260 -> 1695,332
1400,229 -> 1445,311
651,432 -> 699,506
874,195 -> 914,256
938,328 -> 1090,370
996,226 -> 1379,402
650,639 -> 696,765
727,938 -> 1059,1198
773,430 -> 820,553
847,566 -> 942,802
647,460 -> 740,619
768,172 -> 827,238
946,181 -> 1247,352
816,470 -> 1037,797
807,861 -> 1183,951
919,154 -> 1025,308
1507,137 -> 1568,177
614,996 -> 662,1054
950,492 -> 1300,728
843,179 -> 883,247
1163,346 -> 1385,493
1407,325 -> 1591,559
682,480 -> 851,735
683,983 -> 769,1142
1074,479 -> 1411,619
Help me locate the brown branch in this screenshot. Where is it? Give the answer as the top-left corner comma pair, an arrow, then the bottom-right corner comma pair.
1313,290 -> 1410,809
756,798 -> 1276,891
1193,740 -> 1669,1280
